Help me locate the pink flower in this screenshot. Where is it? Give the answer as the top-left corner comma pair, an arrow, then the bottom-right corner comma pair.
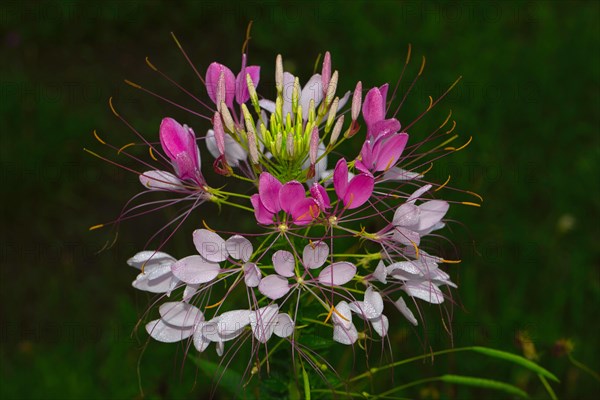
159,117 -> 203,183
362,85 -> 402,138
356,132 -> 409,173
205,57 -> 260,110
251,172 -> 319,225
333,158 -> 374,210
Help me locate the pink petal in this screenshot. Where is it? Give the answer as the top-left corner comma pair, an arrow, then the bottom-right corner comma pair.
235,64 -> 261,105
373,133 -> 408,171
243,262 -> 261,288
251,194 -> 275,225
402,280 -> 445,304
279,181 -> 305,214
317,262 -> 356,286
258,172 -> 283,213
146,319 -> 193,343
343,174 -> 374,209
302,241 -> 329,269
272,250 -> 295,278
333,158 -> 349,199
362,87 -> 385,128
193,229 -> 228,262
368,118 -> 401,139
290,197 -> 319,225
205,62 -> 236,109
159,302 -> 203,327
159,118 -> 200,180
225,235 -> 253,262
310,183 -> 331,210
171,255 -> 220,285
258,275 -> 291,300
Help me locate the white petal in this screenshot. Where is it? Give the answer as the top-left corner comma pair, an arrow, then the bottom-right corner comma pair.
317,262 -> 356,286
372,260 -> 387,284
225,235 -> 253,262
364,287 -> 384,316
393,203 -> 420,227
183,284 -> 199,302
146,319 -> 193,343
193,328 -> 210,352
193,229 -> 228,262
243,262 -> 261,288
302,241 -> 329,269
127,251 -> 175,270
132,271 -> 179,294
382,167 -> 422,181
402,281 -> 445,304
273,313 -> 294,338
217,310 -> 251,340
197,320 -> 221,342
386,261 -> 422,277
139,170 -> 183,191
332,301 -> 353,329
391,227 -> 421,247
171,255 -> 220,285
407,184 -> 432,203
337,90 -> 351,110
159,302 -> 203,327
205,129 -> 220,160
416,200 -> 449,232
300,74 -> 323,120
259,99 -> 276,113
272,250 -> 295,278
333,322 -> 358,345
282,72 -> 296,119
394,297 -> 418,326
371,314 -> 389,337
250,305 -> 279,343
258,274 -> 291,300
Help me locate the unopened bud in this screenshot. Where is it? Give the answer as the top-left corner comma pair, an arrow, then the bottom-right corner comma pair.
321,51 -> 331,97
309,126 -> 319,165
325,97 -> 339,133
246,73 -> 259,111
351,81 -> 362,122
292,77 -> 300,114
213,112 -> 225,155
330,115 -> 344,145
275,54 -> 283,94
247,128 -> 259,164
286,131 -> 294,157
220,102 -> 235,132
325,70 -> 338,106
241,104 -> 255,134
216,72 -> 226,112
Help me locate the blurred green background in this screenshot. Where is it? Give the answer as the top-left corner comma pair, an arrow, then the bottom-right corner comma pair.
1,0 -> 599,398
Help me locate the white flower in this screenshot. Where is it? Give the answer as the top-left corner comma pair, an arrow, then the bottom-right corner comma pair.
128,251 -> 180,295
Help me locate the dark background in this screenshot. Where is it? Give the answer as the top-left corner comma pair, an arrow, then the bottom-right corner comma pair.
1,0 -> 599,399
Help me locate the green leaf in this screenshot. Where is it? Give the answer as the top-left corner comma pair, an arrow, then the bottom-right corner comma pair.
441,374 -> 529,398
190,356 -> 256,399
471,346 -> 559,382
302,364 -> 311,400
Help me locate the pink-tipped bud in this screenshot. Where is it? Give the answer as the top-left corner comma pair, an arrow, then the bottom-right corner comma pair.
159,117 -> 201,182
205,62 -> 235,109
216,72 -> 226,112
351,81 -> 362,122
212,112 -> 225,156
309,126 -> 319,165
321,51 -> 331,96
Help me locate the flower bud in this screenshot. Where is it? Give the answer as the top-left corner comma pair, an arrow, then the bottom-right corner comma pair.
351,81 -> 362,122
276,54 -> 283,94
330,115 -> 344,145
220,102 -> 235,132
322,51 -> 331,97
325,97 -> 339,134
325,70 -> 338,107
212,112 -> 225,156
247,127 -> 259,164
309,126 -> 319,165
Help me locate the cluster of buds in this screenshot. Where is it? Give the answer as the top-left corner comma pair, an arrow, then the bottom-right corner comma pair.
94,44 -> 478,375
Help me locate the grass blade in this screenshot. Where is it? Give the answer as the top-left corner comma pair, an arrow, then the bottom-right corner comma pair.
441,374 -> 529,398
472,346 -> 559,382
